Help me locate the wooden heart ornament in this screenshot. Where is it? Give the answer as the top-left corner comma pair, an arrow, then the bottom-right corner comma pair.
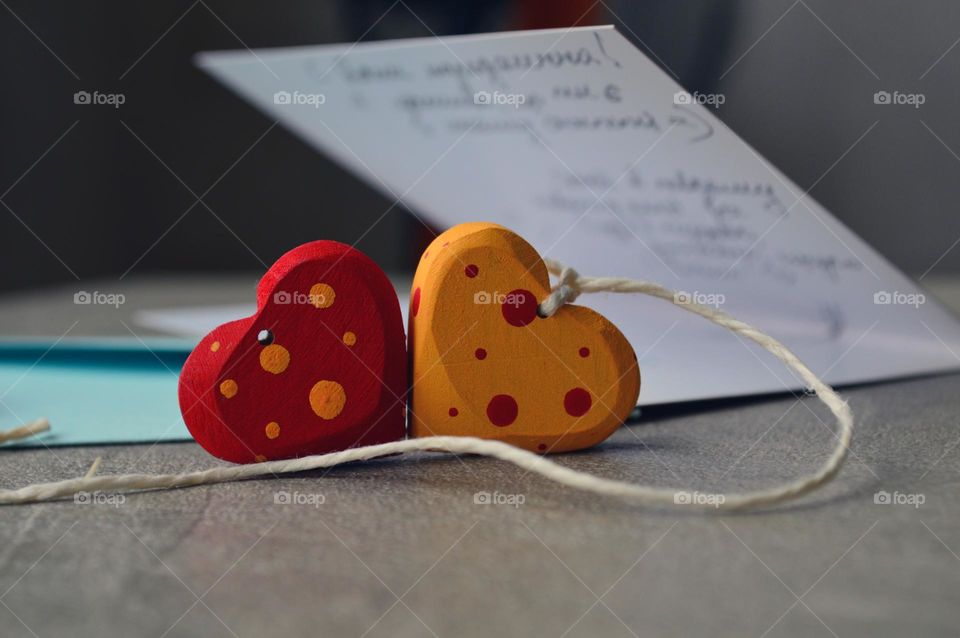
408,222 -> 640,453
179,241 -> 407,463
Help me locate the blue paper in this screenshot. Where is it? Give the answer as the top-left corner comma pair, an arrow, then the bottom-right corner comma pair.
0,338 -> 194,447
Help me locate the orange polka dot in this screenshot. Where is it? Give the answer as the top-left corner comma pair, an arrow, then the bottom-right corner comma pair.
309,380 -> 347,420
255,454 -> 267,463
309,283 -> 335,309
210,341 -> 220,352
343,331 -> 357,346
260,344 -> 290,374
265,421 -> 280,439
219,379 -> 238,398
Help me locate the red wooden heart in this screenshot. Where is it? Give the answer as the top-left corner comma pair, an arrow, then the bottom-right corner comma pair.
178,241 -> 407,463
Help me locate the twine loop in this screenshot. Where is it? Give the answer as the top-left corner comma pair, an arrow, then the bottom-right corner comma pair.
0,262 -> 852,511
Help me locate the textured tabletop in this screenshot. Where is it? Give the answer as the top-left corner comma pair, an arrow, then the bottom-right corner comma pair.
0,277 -> 958,638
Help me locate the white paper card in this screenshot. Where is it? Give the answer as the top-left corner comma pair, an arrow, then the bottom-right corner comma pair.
195,26 -> 960,405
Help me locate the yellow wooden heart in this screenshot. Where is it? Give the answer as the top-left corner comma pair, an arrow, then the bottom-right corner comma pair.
408,222 -> 640,453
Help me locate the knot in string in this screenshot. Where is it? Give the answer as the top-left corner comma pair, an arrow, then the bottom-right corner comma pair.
538,263 -> 582,317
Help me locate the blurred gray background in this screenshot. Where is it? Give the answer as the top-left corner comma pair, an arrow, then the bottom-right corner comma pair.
0,0 -> 958,290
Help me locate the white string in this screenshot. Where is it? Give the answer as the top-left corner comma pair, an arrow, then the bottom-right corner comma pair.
0,263 -> 852,510
0,418 -> 50,444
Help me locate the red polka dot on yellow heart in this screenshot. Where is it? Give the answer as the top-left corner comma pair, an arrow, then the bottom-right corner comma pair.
309,380 -> 346,420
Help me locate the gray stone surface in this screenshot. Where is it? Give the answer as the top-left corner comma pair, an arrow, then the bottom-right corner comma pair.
0,277 -> 958,637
